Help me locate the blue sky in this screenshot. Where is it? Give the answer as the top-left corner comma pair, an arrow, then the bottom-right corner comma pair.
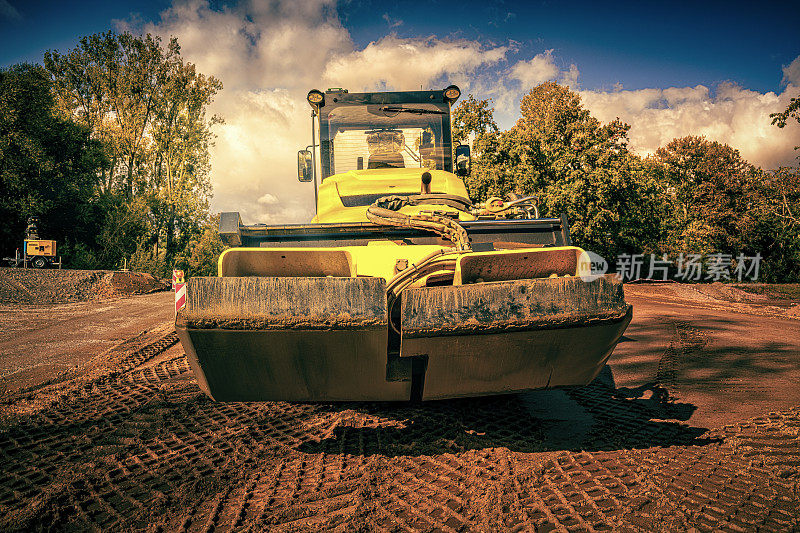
2,0 -> 799,222
3,0 -> 798,94
341,0 -> 799,94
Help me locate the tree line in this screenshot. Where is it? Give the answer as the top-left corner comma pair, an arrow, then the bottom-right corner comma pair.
2,31 -> 797,282
0,31 -> 223,276
453,83 -> 800,282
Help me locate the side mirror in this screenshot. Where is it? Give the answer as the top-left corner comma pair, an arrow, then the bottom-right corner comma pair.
455,144 -> 471,177
297,150 -> 313,182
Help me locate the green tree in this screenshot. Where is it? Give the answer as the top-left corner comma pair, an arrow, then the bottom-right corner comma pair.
149,57 -> 222,269
749,166 -> 800,281
464,127 -> 530,200
45,32 -> 180,197
45,32 -> 222,273
463,82 -> 666,259
654,136 -> 763,255
173,214 -> 227,277
770,93 -> 799,133
452,94 -> 497,145
97,195 -> 151,269
457,83 -> 799,280
0,63 -> 106,263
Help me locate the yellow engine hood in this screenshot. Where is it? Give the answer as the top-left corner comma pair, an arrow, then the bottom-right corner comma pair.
313,168 -> 473,224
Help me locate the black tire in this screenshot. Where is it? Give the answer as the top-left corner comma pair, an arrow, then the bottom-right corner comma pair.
32,256 -> 47,269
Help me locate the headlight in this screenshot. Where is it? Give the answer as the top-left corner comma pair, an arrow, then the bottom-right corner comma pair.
307,89 -> 324,107
443,85 -> 461,102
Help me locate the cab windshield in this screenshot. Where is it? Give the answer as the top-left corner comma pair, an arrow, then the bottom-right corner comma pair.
322,103 -> 451,177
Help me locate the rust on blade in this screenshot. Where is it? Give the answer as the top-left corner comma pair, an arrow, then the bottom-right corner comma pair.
179,276 -> 387,330
177,313 -> 387,330
402,307 -> 631,337
402,274 -> 629,338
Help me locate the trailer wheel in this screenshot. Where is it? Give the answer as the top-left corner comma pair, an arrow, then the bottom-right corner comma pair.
32,256 -> 47,269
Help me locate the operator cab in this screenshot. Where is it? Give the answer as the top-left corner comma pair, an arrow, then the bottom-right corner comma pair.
298,86 -> 470,186
322,97 -> 451,176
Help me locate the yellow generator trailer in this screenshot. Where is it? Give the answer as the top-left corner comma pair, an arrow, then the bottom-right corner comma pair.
175,86 -> 632,401
4,216 -> 61,268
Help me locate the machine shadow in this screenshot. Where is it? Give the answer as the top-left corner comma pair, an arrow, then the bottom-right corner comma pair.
297,365 -> 718,457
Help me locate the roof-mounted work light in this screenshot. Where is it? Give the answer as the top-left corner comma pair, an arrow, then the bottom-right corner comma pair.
443,85 -> 461,103
307,89 -> 325,108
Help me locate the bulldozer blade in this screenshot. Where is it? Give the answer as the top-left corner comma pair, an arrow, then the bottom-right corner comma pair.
400,275 -> 632,400
175,276 -> 411,401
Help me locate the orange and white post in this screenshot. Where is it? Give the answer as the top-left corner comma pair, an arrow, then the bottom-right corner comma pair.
173,269 -> 186,315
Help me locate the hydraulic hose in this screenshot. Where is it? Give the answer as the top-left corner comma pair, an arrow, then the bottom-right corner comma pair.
386,254 -> 460,335
477,195 -> 540,219
366,195 -> 472,252
367,194 -> 474,334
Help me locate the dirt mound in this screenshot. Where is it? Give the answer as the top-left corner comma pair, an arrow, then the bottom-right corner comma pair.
624,282 -> 721,303
733,283 -> 800,302
0,268 -> 169,304
624,282 -> 800,318
91,271 -> 170,300
693,282 -> 774,303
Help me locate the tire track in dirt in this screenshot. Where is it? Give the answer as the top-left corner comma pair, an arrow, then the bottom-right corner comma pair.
0,332 -> 187,530
655,320 -> 709,392
1,333 -> 799,531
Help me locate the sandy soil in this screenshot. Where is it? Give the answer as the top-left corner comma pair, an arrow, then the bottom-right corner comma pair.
0,268 -> 169,304
0,282 -> 797,531
0,292 -> 173,394
617,283 -> 800,429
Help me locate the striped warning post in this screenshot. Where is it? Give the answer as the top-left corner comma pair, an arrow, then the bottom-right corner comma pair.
173,270 -> 186,315
175,282 -> 186,314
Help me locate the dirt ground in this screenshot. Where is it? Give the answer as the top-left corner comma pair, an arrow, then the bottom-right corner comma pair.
0,280 -> 798,531
0,292 -> 172,393
0,267 -> 169,305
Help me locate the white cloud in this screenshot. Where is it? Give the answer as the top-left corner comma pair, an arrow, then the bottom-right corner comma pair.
323,35 -> 508,92
484,51 -> 580,124
579,76 -> 800,169
135,0 -> 509,224
131,0 -> 353,224
561,63 -> 579,89
257,192 -> 278,205
782,56 -> 800,86
509,50 -> 559,88
486,53 -> 799,170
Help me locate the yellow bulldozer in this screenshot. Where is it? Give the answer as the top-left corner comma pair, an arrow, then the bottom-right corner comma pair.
175,86 -> 632,401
